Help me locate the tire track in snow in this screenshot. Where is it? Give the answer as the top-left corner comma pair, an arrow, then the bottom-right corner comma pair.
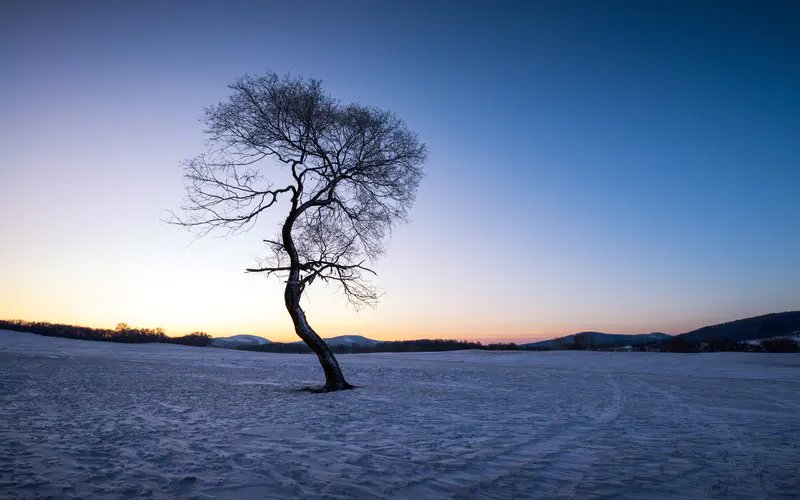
622,374 -> 771,497
391,373 -> 626,499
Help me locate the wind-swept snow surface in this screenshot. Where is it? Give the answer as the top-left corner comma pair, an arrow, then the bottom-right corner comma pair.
1,330 -> 798,499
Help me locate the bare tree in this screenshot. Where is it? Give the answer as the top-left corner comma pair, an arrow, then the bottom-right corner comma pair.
168,71 -> 427,391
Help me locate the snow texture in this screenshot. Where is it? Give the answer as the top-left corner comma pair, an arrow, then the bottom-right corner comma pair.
1,329 -> 798,499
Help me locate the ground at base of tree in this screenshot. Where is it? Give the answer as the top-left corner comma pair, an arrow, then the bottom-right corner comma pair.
1,328 -> 798,499
300,383 -> 357,393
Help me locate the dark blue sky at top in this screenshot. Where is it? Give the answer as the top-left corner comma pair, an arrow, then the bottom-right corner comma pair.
1,1 -> 797,336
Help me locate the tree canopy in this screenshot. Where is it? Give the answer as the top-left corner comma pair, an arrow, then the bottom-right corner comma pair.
169,71 -> 427,390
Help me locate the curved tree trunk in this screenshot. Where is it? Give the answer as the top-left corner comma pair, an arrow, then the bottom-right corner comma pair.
284,273 -> 353,392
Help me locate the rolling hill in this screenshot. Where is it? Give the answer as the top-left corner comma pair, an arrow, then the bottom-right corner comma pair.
523,332 -> 671,349
210,312 -> 800,351
522,312 -> 800,350
291,335 -> 380,347
677,311 -> 800,342
211,335 -> 272,348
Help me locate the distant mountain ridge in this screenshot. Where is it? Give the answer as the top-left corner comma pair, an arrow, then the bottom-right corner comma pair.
677,311 -> 800,342
211,335 -> 272,348
291,335 -> 380,347
523,332 -> 671,349
212,334 -> 380,349
523,311 -> 800,349
209,312 -> 800,351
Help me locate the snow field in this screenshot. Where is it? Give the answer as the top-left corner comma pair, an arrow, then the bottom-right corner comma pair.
1,329 -> 798,499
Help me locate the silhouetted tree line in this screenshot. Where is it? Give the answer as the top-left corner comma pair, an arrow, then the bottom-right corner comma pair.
754,338 -> 798,353
237,339 -> 541,354
612,337 -> 798,353
0,319 -> 212,347
4,319 -> 795,354
237,336 -> 797,354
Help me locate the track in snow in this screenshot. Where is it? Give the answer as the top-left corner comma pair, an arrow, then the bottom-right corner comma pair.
1,329 -> 798,499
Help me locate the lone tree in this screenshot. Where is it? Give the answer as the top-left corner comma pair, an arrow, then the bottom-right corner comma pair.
169,71 -> 427,391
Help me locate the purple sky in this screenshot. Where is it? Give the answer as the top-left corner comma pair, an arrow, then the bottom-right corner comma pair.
1,1 -> 798,342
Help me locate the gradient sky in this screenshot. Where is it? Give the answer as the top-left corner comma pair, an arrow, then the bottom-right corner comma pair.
1,1 -> 798,342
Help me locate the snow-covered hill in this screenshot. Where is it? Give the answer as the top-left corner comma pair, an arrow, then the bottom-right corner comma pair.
743,331 -> 800,345
291,335 -> 379,347
325,335 -> 380,346
678,311 -> 800,342
524,332 -> 671,349
211,334 -> 272,348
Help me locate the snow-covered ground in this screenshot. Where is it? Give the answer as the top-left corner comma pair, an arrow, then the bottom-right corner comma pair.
1,329 -> 798,499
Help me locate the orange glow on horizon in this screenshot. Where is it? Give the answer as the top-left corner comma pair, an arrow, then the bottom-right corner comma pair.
0,309 -> 691,344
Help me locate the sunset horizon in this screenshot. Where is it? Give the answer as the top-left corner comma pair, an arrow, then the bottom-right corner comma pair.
2,1 -> 797,350
2,309 -> 796,345
2,2 -> 798,498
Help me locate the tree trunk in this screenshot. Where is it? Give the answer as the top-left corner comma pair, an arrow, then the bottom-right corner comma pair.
284,276 -> 353,392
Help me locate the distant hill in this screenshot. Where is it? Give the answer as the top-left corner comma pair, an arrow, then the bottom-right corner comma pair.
213,334 -> 380,349
523,332 -> 671,349
677,312 -> 800,342
211,335 -> 272,348
291,335 -> 380,347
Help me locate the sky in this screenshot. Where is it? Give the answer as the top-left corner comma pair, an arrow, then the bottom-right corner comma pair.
1,0 -> 798,343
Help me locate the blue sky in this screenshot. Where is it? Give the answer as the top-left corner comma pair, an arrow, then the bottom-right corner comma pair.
1,1 -> 797,341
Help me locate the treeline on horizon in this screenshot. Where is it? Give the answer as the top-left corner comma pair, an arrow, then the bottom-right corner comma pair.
238,339 -> 532,354
237,336 -> 797,354
569,333 -> 798,353
1,319 -> 795,353
0,319 -> 212,347
634,336 -> 797,353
